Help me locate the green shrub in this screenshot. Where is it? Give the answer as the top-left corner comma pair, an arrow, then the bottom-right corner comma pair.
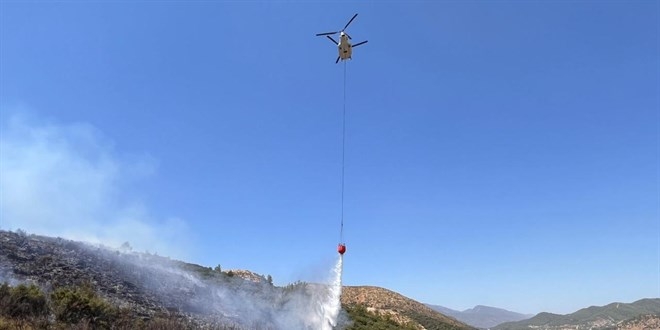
0,316 -> 40,330
344,304 -> 419,330
51,284 -> 118,329
0,283 -> 49,320
0,282 -> 242,329
0,283 -> 9,307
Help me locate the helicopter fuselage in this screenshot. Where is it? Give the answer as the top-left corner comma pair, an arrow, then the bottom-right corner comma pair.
338,34 -> 352,60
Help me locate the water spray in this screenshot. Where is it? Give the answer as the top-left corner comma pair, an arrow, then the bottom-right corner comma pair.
321,255 -> 344,330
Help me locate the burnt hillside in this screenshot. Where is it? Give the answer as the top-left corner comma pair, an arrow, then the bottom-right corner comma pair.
0,230 -> 318,329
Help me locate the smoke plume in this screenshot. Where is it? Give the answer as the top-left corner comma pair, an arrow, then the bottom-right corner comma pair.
0,112 -> 192,259
77,241 -> 345,329
0,111 -> 347,329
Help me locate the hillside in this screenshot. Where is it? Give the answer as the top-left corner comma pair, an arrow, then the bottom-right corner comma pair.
494,298 -> 660,330
0,229 -> 275,328
0,229 -> 471,329
426,304 -> 532,329
616,314 -> 660,330
342,286 -> 474,330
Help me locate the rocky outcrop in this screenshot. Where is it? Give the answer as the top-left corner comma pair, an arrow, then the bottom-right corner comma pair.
228,270 -> 268,284
617,314 -> 660,330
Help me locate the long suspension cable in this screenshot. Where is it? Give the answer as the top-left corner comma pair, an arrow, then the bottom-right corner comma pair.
340,60 -> 347,244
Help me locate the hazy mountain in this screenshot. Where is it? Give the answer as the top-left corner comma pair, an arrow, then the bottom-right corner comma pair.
426,304 -> 532,329
494,298 -> 660,330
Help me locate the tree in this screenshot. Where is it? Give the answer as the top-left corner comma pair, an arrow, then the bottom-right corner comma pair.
119,242 -> 132,252
267,275 -> 273,285
214,264 -> 222,273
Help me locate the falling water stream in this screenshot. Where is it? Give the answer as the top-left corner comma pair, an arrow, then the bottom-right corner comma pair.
320,255 -> 344,329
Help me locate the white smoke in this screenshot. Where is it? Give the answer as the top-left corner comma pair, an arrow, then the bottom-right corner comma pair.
86,244 -> 346,329
0,112 -> 192,259
0,111 -> 347,328
202,256 -> 344,329
0,269 -> 20,287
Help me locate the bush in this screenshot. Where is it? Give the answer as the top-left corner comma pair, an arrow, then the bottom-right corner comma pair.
0,282 -> 241,329
344,304 -> 419,330
0,283 -> 49,320
51,284 -> 118,329
0,316 -> 44,329
0,283 -> 8,303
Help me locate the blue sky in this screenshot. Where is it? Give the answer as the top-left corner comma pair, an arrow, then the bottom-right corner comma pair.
1,0 -> 658,315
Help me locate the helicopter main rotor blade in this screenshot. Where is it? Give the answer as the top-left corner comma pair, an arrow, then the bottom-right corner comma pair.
343,13 -> 358,31
352,40 -> 368,47
336,56 -> 341,64
345,32 -> 352,40
326,36 -> 339,45
316,31 -> 338,36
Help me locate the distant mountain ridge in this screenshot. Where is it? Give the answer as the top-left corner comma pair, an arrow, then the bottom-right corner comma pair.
426,304 -> 532,329
494,298 -> 660,330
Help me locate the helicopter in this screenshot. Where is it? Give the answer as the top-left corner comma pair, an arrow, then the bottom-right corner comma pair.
316,13 -> 368,64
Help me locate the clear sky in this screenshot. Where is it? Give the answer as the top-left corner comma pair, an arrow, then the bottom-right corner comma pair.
1,0 -> 658,315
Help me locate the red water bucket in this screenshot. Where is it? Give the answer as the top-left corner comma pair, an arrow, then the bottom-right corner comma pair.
337,243 -> 346,255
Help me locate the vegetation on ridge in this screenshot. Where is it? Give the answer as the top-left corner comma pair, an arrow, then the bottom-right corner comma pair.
0,280 -> 457,330
0,282 -> 239,329
344,304 -> 419,330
